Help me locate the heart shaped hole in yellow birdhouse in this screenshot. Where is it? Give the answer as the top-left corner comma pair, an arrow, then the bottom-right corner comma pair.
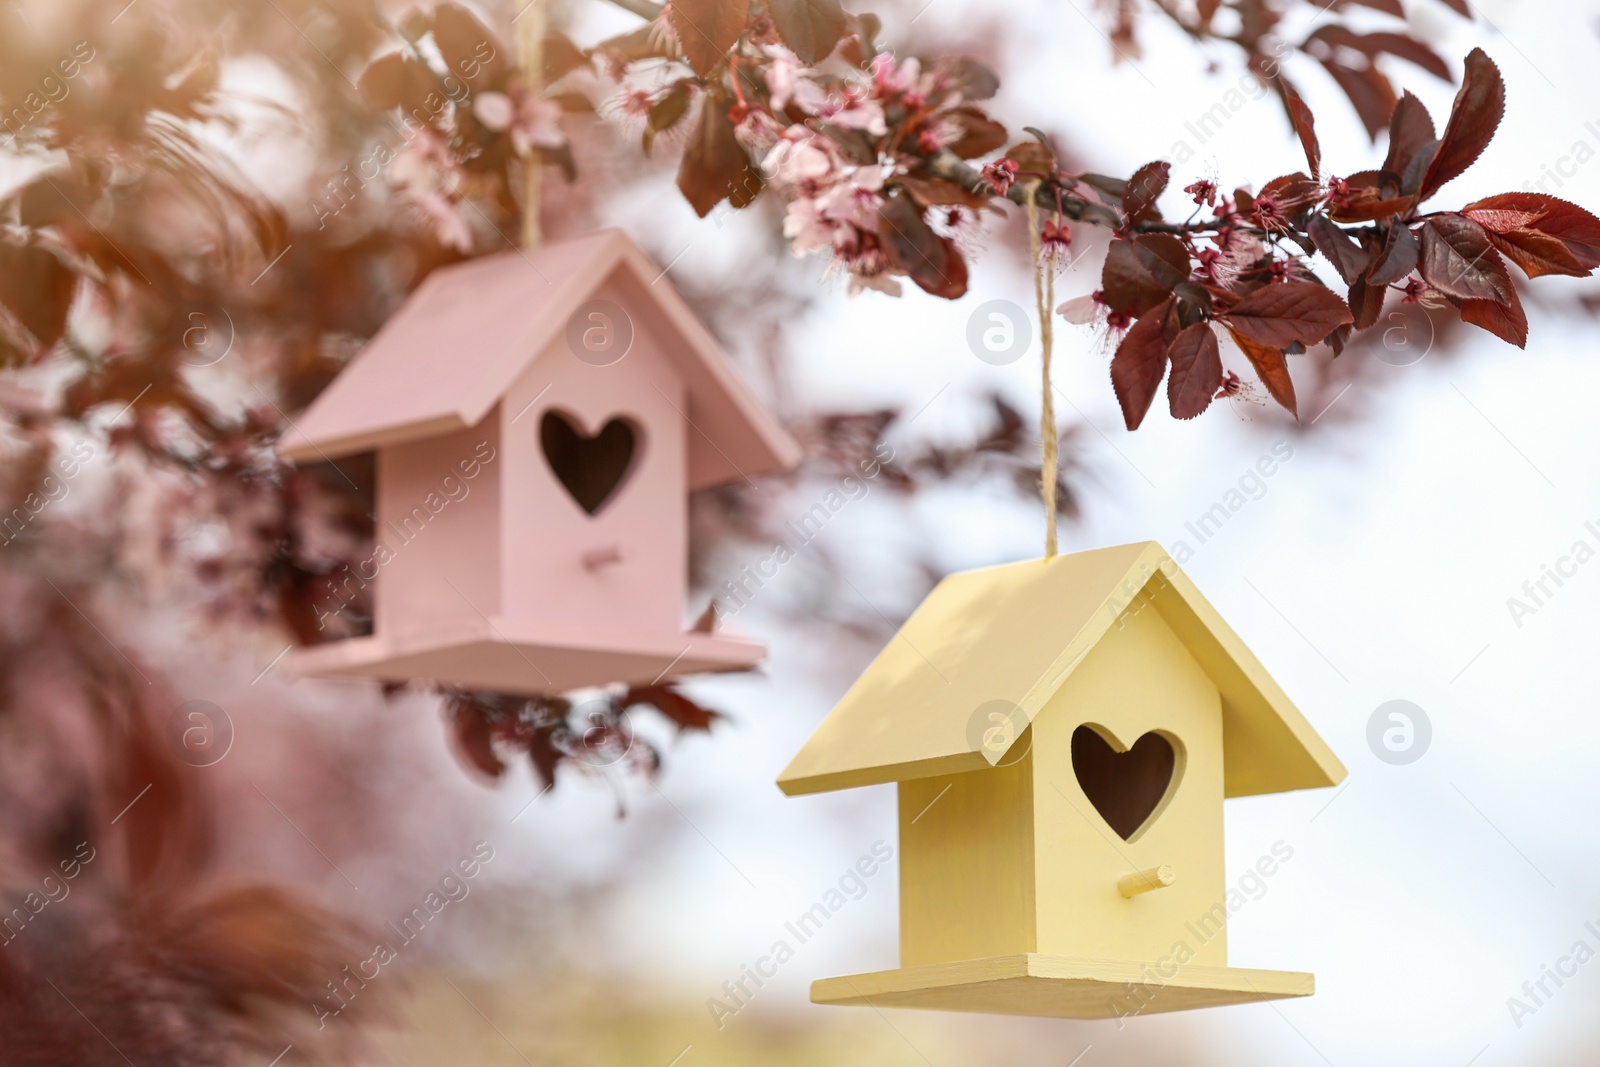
1071,724 -> 1183,841
541,411 -> 641,516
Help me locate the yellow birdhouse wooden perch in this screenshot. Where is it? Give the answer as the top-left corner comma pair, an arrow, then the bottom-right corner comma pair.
777,541 -> 1346,1020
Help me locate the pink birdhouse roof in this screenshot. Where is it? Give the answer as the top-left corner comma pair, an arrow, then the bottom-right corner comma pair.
277,228 -> 801,490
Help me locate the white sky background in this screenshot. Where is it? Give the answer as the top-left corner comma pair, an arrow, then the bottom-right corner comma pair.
466,1 -> 1600,1064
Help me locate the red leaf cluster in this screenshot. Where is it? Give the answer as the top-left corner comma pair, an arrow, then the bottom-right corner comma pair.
443,684 -> 723,789
1097,48 -> 1600,428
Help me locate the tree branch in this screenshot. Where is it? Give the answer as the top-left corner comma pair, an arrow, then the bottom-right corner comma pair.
922,150 -> 1124,230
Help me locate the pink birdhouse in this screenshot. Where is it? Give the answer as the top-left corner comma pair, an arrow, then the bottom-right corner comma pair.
277,229 -> 801,694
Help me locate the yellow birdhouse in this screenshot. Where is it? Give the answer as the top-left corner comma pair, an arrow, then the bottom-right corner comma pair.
777,541 -> 1346,1019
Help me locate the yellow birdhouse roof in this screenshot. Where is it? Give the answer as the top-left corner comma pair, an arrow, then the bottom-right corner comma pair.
777,542 -> 1346,798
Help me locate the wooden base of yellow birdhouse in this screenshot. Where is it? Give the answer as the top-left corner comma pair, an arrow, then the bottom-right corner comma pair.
811,954 -> 1312,1019
288,619 -> 764,695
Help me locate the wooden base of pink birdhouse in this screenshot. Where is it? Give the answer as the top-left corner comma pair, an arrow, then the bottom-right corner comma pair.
810,954 -> 1312,1019
287,619 -> 764,695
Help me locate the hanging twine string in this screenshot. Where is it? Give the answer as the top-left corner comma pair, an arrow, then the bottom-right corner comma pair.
1024,181 -> 1059,560
515,4 -> 544,249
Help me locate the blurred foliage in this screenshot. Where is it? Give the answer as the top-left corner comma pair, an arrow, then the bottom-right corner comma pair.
0,0 -> 1583,1060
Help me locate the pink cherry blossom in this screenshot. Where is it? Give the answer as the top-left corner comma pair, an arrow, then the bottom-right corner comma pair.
811,84 -> 887,135
782,197 -> 841,255
837,230 -> 900,296
473,91 -> 515,131
389,130 -> 472,252
761,128 -> 842,188
913,115 -> 964,154
978,158 -> 1019,195
781,166 -> 885,254
816,164 -> 886,230
1197,228 -> 1263,289
599,85 -> 658,135
870,52 -> 921,98
402,189 -> 473,253
474,83 -> 565,156
1038,219 -> 1073,273
1056,293 -> 1100,324
732,105 -> 785,151
763,44 -> 802,111
929,204 -> 984,255
389,128 -> 456,193
1056,290 -> 1130,353
786,77 -> 831,115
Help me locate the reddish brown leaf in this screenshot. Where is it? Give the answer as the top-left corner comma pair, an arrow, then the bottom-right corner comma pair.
1462,192 -> 1600,269
670,0 -> 750,75
1418,48 -> 1504,201
943,107 -> 1008,159
1418,215 -> 1514,303
1362,32 -> 1451,80
879,189 -> 968,298
0,243 -> 75,349
625,685 -> 722,732
1325,323 -> 1353,357
1223,281 -> 1354,348
1307,213 -> 1369,283
1004,140 -> 1054,175
449,700 -> 507,778
1461,206 -> 1543,232
1257,172 -> 1320,229
1344,0 -> 1405,14
529,728 -> 563,788
1166,323 -> 1222,420
1344,168 -> 1398,192
1435,0 -> 1472,16
644,80 -> 692,154
431,2 -> 509,86
594,21 -> 676,64
552,93 -> 594,116
357,51 -> 437,114
1317,57 -> 1397,140
1280,79 -> 1320,179
897,174 -> 990,208
1307,26 -> 1449,81
1328,192 -> 1415,224
1122,160 -> 1170,226
1459,287 -> 1528,348
932,56 -> 1000,101
1111,297 -> 1176,431
1173,281 -> 1214,310
1486,229 -> 1588,279
1366,222 -> 1419,287
676,89 -> 763,216
768,0 -> 847,63
1078,173 -> 1126,203
1227,328 -> 1298,417
834,11 -> 880,65
1382,91 -> 1437,194
543,34 -> 590,83
1348,275 -> 1386,330
1102,234 -> 1189,315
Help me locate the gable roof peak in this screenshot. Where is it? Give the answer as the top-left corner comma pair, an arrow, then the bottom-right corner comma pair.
777,542 -> 1345,798
277,228 -> 799,489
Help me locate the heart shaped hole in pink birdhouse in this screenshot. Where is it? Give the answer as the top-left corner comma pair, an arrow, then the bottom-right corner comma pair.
540,411 -> 640,516
1071,725 -> 1181,841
